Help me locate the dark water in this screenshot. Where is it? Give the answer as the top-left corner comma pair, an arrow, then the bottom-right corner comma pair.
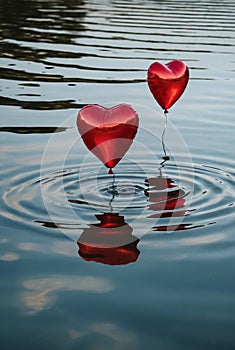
1,0 -> 235,349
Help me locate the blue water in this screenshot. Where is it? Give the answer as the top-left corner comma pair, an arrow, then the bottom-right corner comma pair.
1,0 -> 235,349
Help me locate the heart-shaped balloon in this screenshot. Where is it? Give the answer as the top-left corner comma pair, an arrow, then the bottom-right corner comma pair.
147,60 -> 189,112
77,104 -> 139,173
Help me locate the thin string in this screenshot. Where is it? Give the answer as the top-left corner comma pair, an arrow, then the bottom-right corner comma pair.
108,171 -> 116,212
161,111 -> 168,159
158,110 -> 170,174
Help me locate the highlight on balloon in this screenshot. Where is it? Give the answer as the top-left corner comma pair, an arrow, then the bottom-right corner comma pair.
147,59 -> 189,114
77,103 -> 139,174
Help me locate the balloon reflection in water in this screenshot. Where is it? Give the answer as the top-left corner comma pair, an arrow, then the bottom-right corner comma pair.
145,175 -> 188,231
77,213 -> 140,265
77,172 -> 191,265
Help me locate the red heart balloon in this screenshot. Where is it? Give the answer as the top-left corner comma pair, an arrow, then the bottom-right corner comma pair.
147,60 -> 189,112
77,104 -> 139,173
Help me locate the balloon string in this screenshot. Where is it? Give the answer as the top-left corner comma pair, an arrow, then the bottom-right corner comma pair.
159,111 -> 170,173
108,171 -> 116,212
161,111 -> 168,158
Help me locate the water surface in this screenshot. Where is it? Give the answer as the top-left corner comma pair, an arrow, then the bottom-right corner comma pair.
1,1 -> 235,349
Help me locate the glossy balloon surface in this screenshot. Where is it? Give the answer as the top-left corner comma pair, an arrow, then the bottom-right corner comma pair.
77,104 -> 139,171
147,60 -> 189,112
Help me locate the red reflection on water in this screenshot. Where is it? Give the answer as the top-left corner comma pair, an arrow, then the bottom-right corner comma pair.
153,224 -> 188,231
152,223 -> 203,232
77,213 -> 140,265
145,176 -> 187,218
145,176 -> 188,231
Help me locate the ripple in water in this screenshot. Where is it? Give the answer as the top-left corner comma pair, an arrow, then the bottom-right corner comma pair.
1,161 -> 235,243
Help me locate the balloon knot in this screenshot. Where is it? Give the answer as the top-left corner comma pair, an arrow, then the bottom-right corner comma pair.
108,168 -> 113,175
164,109 -> 169,114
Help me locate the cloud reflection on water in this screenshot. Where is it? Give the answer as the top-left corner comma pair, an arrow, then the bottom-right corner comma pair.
22,275 -> 114,315
68,321 -> 138,350
0,252 -> 19,261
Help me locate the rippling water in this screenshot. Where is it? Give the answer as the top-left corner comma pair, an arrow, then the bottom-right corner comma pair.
1,1 -> 235,349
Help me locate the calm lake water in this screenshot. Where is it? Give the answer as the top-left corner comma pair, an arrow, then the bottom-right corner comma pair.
1,0 -> 235,349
